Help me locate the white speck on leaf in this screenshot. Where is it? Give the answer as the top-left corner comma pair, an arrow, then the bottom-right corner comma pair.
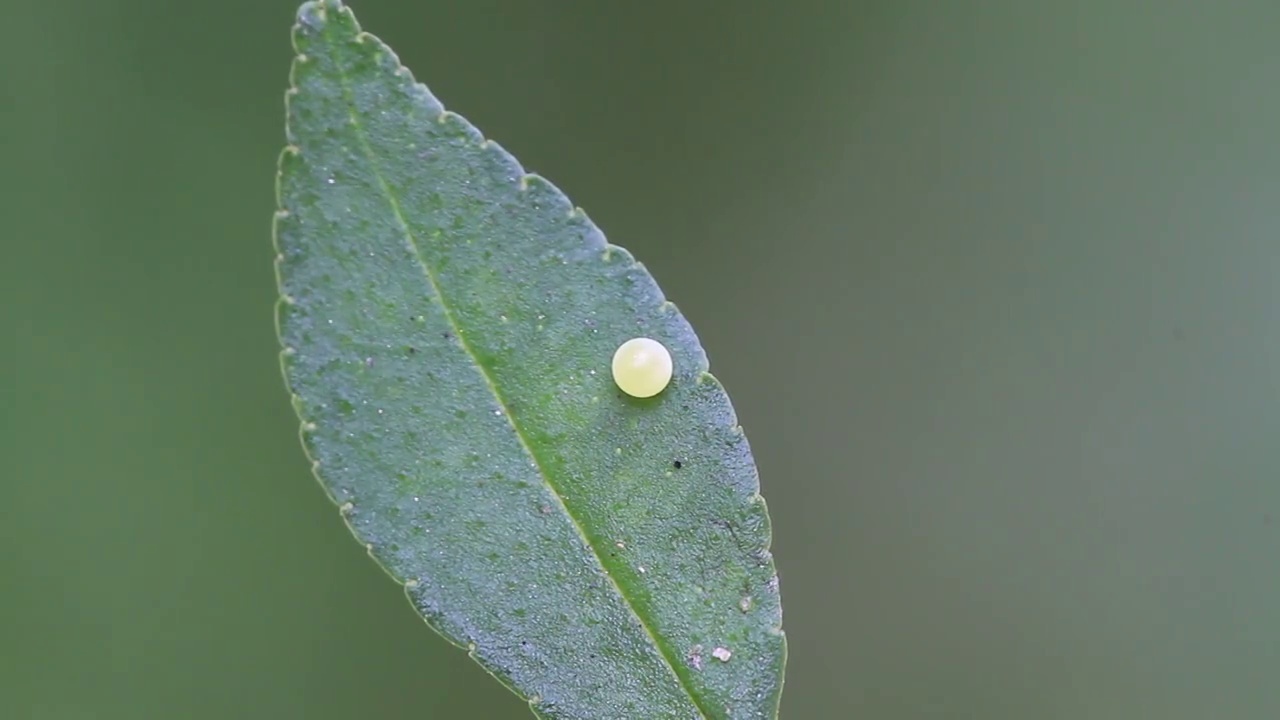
688,645 -> 704,670
712,647 -> 732,662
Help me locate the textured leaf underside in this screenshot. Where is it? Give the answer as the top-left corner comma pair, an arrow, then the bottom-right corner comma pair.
274,2 -> 785,718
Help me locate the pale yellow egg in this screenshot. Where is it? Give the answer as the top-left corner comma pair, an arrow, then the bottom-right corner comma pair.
611,337 -> 673,398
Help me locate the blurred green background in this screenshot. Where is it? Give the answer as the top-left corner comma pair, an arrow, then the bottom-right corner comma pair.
5,0 -> 1278,717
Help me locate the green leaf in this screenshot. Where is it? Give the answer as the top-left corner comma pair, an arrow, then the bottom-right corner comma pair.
272,2 -> 786,717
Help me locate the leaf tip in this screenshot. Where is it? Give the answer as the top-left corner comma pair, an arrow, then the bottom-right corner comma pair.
295,0 -> 342,30
293,0 -> 361,55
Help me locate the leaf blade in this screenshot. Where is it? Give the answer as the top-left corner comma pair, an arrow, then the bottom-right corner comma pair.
275,2 -> 785,718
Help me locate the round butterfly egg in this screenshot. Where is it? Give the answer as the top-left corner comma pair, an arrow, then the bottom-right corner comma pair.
611,337 -> 673,398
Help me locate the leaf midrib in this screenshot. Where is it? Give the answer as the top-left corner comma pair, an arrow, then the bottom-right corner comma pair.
322,24 -> 713,719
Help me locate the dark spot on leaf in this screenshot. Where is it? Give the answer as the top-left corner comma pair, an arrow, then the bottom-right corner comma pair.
408,346 -> 417,354
673,460 -> 683,469
442,331 -> 452,340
